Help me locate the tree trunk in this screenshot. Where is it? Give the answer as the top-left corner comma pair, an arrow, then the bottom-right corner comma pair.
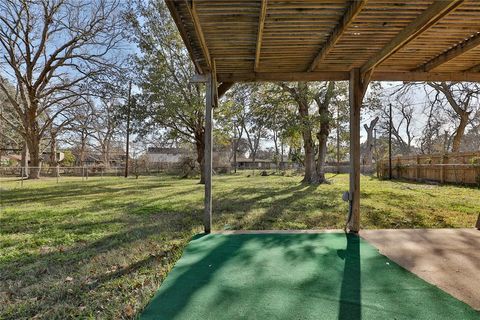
21,141 -> 29,177
314,81 -> 334,183
280,140 -> 284,170
452,112 -> 469,152
105,143 -> 110,168
273,131 -> 280,170
429,82 -> 472,153
280,82 -> 319,183
26,105 -> 42,179
364,117 -> 379,166
78,130 -> 87,166
196,130 -> 205,184
50,131 -> 57,167
28,138 -> 42,179
316,125 -> 329,183
80,143 -> 86,166
299,100 -> 318,184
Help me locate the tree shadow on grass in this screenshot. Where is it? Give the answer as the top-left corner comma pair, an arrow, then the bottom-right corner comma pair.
0,178 -> 187,206
213,183 -> 347,230
0,212 -> 200,319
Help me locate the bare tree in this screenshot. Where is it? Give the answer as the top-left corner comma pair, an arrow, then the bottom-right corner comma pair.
427,82 -> 478,152
64,100 -> 96,166
363,116 -> 379,166
0,0 -> 125,178
418,87 -> 446,154
0,82 -> 23,158
91,98 -> 122,168
377,95 -> 416,155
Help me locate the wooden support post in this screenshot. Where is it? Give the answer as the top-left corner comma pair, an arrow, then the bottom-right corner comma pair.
397,157 -> 401,179
441,154 -> 448,184
416,155 -> 421,182
204,72 -> 217,233
388,103 -> 393,180
125,81 -> 132,178
348,68 -> 367,233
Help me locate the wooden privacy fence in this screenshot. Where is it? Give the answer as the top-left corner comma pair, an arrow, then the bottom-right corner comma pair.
378,151 -> 480,186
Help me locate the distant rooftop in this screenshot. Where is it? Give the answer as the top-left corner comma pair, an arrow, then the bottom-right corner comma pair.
147,147 -> 189,155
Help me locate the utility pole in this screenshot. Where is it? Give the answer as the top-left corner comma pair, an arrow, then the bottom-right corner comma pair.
0,103 -> 3,163
21,141 -> 29,178
388,103 -> 393,180
443,130 -> 449,153
124,81 -> 132,178
233,124 -> 237,173
336,104 -> 340,174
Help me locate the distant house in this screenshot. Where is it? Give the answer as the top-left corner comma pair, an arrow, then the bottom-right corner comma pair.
146,147 -> 189,169
146,147 -> 231,171
83,153 -> 127,167
0,152 -> 64,167
235,157 -> 291,170
0,154 -> 22,166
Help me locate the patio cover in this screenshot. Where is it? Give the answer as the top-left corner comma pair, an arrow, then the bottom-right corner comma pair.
166,0 -> 480,82
165,0 -> 480,233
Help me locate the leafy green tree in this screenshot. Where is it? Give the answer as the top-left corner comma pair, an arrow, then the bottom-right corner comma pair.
61,150 -> 76,167
279,82 -> 343,184
129,1 -> 208,183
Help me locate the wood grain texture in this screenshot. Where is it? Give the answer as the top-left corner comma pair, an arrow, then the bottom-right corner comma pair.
166,0 -> 480,80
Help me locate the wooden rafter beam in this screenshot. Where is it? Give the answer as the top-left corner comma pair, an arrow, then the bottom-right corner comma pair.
361,0 -> 464,74
254,0 -> 268,72
373,71 -> 480,82
165,0 -> 203,73
216,71 -> 480,83
414,33 -> 480,72
184,0 -> 212,70
218,72 -> 349,82
465,64 -> 480,73
308,0 -> 367,72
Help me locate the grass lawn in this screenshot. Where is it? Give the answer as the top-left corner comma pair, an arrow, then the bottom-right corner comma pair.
0,173 -> 479,319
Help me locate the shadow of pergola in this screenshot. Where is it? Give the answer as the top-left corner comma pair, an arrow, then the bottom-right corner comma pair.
140,232 -> 478,320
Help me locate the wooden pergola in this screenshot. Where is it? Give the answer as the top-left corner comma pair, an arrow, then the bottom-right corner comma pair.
165,0 -> 480,233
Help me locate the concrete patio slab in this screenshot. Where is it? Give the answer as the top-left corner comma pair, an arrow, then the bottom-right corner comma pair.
361,228 -> 480,310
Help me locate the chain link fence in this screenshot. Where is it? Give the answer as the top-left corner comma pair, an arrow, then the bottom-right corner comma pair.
0,166 -> 133,186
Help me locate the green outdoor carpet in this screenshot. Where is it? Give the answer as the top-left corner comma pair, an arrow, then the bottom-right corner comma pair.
140,233 -> 479,319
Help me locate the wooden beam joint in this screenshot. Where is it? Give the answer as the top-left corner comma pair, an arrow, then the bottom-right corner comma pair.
308,0 -> 366,72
